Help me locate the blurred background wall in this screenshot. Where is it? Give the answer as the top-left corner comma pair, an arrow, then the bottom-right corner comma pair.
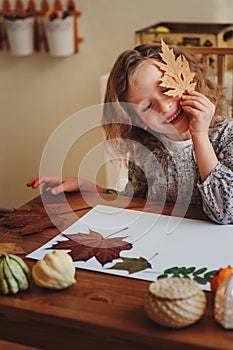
1,0 -> 233,208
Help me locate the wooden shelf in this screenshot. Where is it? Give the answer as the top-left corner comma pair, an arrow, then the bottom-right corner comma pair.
0,0 -> 83,55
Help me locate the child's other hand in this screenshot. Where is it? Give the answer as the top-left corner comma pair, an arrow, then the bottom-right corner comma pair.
27,176 -> 79,195
180,90 -> 215,137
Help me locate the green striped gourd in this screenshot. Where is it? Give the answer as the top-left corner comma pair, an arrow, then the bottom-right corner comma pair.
0,254 -> 31,295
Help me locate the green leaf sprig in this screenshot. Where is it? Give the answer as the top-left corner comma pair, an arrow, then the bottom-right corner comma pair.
157,266 -> 217,285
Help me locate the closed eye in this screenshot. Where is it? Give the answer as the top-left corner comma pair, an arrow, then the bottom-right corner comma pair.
161,88 -> 171,94
142,103 -> 152,112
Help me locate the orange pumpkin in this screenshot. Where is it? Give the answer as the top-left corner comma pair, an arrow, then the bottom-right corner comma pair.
210,266 -> 233,292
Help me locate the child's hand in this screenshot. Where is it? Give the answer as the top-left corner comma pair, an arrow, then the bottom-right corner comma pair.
180,90 -> 215,138
27,176 -> 103,195
27,176 -> 79,195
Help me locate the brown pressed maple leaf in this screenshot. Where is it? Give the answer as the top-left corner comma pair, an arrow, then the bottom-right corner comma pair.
0,205 -> 64,236
48,229 -> 133,266
155,39 -> 196,98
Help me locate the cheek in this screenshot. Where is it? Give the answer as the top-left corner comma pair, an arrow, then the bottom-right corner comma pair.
133,114 -> 147,128
140,116 -> 160,131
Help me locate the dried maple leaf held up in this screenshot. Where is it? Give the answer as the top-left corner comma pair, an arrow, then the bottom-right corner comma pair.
155,39 -> 196,98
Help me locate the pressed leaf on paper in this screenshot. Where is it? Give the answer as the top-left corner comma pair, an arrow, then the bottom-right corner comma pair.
155,39 -> 196,98
109,256 -> 152,274
48,230 -> 133,266
0,205 -> 65,235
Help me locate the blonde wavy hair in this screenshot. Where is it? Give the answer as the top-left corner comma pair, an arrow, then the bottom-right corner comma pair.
102,43 -> 228,155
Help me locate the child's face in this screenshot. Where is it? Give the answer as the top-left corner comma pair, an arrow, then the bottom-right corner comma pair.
126,60 -> 191,141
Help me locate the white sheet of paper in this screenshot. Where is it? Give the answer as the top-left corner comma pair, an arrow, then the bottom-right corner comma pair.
27,205 -> 233,291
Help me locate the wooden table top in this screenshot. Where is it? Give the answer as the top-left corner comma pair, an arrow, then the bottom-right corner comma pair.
0,191 -> 232,350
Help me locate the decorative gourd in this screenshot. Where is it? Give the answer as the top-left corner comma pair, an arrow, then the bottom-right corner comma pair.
0,254 -> 31,295
210,266 -> 233,292
214,272 -> 233,328
32,250 -> 76,290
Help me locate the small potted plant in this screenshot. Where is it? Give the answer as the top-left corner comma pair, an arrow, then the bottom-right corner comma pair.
43,8 -> 74,57
4,9 -> 35,56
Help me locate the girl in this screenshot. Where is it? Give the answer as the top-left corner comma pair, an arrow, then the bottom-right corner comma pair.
27,43 -> 233,224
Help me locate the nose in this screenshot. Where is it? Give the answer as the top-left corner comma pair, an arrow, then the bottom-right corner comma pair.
154,96 -> 173,115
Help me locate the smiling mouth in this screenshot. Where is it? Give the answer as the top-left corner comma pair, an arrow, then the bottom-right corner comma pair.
165,108 -> 182,124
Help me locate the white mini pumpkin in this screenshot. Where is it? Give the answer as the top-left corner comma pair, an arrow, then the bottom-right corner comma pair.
32,250 -> 76,290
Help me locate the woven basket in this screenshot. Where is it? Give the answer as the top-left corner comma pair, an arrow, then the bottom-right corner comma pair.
144,277 -> 207,328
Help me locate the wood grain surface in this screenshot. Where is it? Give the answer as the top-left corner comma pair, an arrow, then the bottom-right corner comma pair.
0,192 -> 232,350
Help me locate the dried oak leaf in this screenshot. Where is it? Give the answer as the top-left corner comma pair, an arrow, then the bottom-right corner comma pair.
0,243 -> 25,255
0,205 -> 64,236
48,230 -> 133,266
155,39 -> 196,98
109,256 -> 152,274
